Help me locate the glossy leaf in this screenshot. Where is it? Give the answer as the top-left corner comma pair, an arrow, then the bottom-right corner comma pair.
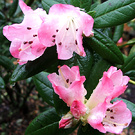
10,46 -> 57,83
85,58 -> 111,99
113,25 -> 124,43
78,124 -> 104,135
42,0 -> 59,13
59,46 -> 93,79
112,98 -> 135,121
121,53 -> 135,73
25,108 -> 75,135
87,29 -> 124,64
9,0 -> 19,17
0,55 -> 14,70
71,0 -> 92,12
125,70 -> 135,81
0,11 -> 5,20
53,92 -> 70,115
129,44 -> 135,55
0,77 -> 5,89
32,72 -> 54,106
93,0 -> 135,28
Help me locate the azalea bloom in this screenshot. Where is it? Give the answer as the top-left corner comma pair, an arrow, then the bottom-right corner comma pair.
38,4 -> 94,60
48,65 -> 87,119
3,0 -> 46,64
48,66 -> 132,134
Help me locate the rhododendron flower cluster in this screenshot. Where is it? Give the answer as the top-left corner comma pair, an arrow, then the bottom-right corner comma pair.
48,65 -> 132,134
3,0 -> 94,64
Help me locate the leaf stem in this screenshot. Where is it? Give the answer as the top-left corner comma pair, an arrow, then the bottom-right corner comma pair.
129,79 -> 135,85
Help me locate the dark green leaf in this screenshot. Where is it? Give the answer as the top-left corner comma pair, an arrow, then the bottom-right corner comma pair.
9,0 -> 19,17
93,0 -> 135,28
32,72 -> 54,106
112,98 -> 135,121
103,27 -> 112,39
129,44 -> 135,55
53,92 -> 70,115
0,55 -> 14,70
125,70 -> 135,81
87,29 -> 124,64
71,0 -> 92,12
10,46 -> 57,83
113,25 -> 124,43
85,58 -> 111,99
25,108 -> 75,135
59,46 -> 93,79
42,0 -> 59,13
121,53 -> 135,73
0,77 -> 5,89
78,124 -> 104,135
0,11 -> 5,20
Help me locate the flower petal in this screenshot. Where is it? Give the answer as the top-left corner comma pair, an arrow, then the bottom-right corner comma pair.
102,100 -> 132,134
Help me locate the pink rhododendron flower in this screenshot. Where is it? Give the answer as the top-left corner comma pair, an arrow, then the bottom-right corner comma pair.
48,65 -> 87,119
48,65 -> 132,134
38,4 -> 94,60
86,66 -> 131,134
3,0 -> 47,64
48,65 -> 87,106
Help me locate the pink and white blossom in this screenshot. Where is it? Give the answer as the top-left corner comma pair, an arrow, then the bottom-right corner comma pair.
48,65 -> 87,119
48,65 -> 131,134
86,66 -> 131,134
48,65 -> 87,107
3,0 -> 46,64
38,4 -> 94,60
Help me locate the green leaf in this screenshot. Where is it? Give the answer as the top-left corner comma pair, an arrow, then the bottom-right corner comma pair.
42,0 -> 59,13
87,29 -> 124,64
9,0 -> 19,17
121,53 -> 135,73
78,124 -> 104,135
125,70 -> 135,81
71,0 -> 92,12
59,46 -> 93,79
103,27 -> 112,39
0,11 -> 5,20
0,55 -> 14,70
85,58 -> 111,99
93,0 -> 135,28
113,25 -> 124,43
25,108 -> 75,135
53,92 -> 70,115
10,46 -> 57,83
32,72 -> 54,106
112,98 -> 135,121
0,77 -> 5,89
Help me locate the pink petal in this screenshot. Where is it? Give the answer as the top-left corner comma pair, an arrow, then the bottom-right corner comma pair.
86,75 -> 113,109
3,25 -> 25,41
102,100 -> 132,134
87,101 -> 107,133
80,11 -> 94,37
10,39 -> 22,58
38,17 -> 56,47
19,0 -> 32,14
49,4 -> 80,16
